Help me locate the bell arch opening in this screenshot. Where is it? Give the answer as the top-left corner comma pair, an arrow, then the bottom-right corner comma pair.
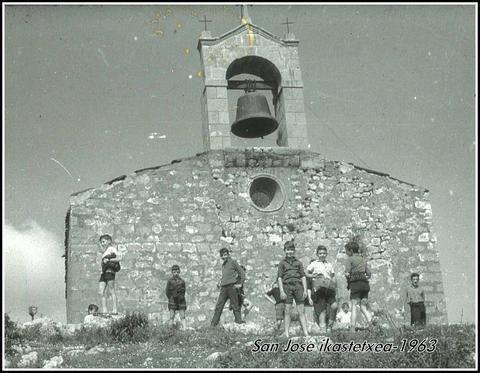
226,56 -> 282,85
226,56 -> 282,147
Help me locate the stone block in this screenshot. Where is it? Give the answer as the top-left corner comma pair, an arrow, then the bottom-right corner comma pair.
135,261 -> 152,269
222,136 -> 231,148
300,155 -> 324,169
288,137 -> 308,149
294,112 -> 307,125
415,201 -> 431,210
209,136 -> 223,149
418,252 -> 438,262
207,111 -> 219,123
282,88 -> 304,100
218,111 -> 230,124
216,87 -> 227,99
289,123 -> 308,138
285,112 -> 296,123
209,67 -> 227,80
418,232 -> 430,242
207,98 -> 228,112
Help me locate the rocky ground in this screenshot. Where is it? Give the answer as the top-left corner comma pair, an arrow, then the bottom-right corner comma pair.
4,315 -> 476,369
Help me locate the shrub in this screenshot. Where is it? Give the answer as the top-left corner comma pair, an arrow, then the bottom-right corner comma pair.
5,314 -> 22,356
19,317 -> 62,343
19,322 -> 42,342
109,312 -> 150,343
68,325 -> 112,349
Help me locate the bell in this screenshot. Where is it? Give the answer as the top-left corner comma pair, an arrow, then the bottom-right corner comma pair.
231,92 -> 279,138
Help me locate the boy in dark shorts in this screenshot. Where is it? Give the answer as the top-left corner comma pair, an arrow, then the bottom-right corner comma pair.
277,240 -> 309,338
345,241 -> 373,331
165,264 -> 187,329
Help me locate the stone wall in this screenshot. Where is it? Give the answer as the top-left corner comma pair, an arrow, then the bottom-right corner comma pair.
66,148 -> 447,325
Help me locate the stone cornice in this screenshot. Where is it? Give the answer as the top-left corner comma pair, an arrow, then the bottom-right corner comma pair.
70,148 -> 427,200
198,23 -> 299,50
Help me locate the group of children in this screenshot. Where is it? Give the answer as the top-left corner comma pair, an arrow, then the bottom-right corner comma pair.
260,241 -> 355,337
94,235 -> 426,334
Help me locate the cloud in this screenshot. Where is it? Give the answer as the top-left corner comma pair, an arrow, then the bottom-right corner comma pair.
4,221 -> 66,323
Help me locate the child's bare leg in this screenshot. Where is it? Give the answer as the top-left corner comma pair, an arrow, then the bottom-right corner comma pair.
108,281 -> 117,314
169,310 -> 176,327
360,299 -> 372,323
98,282 -> 107,313
305,305 -> 313,325
296,304 -> 310,337
284,303 -> 292,338
276,320 -> 283,330
304,308 -> 312,334
350,299 -> 359,332
328,302 -> 338,329
179,310 -> 186,329
319,310 -> 327,329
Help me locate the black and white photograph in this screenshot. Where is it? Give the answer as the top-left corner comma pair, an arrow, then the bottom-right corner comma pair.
3,3 -> 476,369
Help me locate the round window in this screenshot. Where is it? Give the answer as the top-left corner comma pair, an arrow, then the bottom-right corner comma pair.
249,175 -> 285,212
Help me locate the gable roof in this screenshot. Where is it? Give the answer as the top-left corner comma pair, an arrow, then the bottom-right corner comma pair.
198,22 -> 298,47
70,149 -> 428,201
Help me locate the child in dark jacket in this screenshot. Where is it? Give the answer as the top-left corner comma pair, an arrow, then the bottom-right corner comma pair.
165,264 -> 187,329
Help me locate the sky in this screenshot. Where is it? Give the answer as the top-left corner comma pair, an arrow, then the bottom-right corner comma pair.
3,4 -> 477,324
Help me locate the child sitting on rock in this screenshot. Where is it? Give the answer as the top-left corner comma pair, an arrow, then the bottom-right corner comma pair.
336,302 -> 352,329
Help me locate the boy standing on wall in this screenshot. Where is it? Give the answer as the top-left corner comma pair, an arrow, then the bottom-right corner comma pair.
98,234 -> 120,314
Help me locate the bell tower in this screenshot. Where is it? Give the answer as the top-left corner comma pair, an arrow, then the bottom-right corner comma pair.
197,9 -> 308,150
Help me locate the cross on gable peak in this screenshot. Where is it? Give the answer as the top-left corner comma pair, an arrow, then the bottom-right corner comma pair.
199,15 -> 212,31
281,17 -> 294,34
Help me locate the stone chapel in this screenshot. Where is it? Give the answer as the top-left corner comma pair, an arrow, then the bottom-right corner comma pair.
65,12 -> 447,324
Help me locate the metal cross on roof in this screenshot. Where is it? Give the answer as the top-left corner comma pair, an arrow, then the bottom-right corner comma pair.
199,15 -> 212,31
281,17 -> 294,34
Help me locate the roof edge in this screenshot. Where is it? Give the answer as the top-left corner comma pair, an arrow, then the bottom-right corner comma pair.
198,23 -> 297,48
70,149 -> 428,199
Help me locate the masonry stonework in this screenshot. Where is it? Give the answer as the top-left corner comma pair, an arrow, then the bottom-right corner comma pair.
66,16 -> 447,326
65,148 -> 447,325
198,25 -> 308,150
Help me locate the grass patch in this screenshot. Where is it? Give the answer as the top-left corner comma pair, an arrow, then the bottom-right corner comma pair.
4,313 -> 476,369
215,324 -> 476,369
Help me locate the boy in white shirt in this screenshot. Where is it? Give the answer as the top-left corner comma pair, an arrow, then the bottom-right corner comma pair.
306,245 -> 338,333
